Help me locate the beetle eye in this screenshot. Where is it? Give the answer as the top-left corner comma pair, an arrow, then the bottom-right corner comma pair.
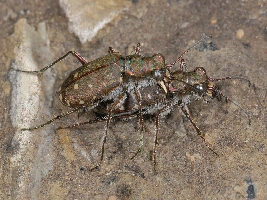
195,84 -> 203,91
153,69 -> 165,81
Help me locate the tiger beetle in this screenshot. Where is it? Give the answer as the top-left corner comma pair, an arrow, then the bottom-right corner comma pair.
80,60 -> 251,171
54,44 -> 251,171
13,35 -> 251,171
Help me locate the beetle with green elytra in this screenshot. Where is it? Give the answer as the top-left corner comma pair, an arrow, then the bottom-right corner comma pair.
14,35 -> 211,131
13,35 -> 251,171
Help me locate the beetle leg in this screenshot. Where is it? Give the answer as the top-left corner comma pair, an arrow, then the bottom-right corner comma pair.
21,106 -> 82,131
56,117 -> 107,129
12,51 -> 87,74
71,51 -> 88,65
130,87 -> 144,160
179,59 -> 188,72
108,47 -> 119,54
180,105 -> 218,156
101,93 -> 127,161
134,43 -> 142,55
152,114 -> 159,173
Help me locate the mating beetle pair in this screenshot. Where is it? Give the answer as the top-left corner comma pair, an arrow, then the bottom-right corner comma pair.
15,35 -> 251,170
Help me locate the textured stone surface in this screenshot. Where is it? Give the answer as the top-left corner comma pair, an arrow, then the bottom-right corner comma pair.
59,0 -> 132,43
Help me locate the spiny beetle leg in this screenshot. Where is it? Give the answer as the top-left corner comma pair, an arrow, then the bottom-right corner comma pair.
152,114 -> 159,173
108,47 -> 118,54
13,51 -> 88,74
21,106 -> 83,131
180,59 -> 188,71
56,117 -> 107,129
180,105 -> 219,156
134,43 -> 141,55
72,51 -> 88,65
130,87 -> 144,160
101,92 -> 127,161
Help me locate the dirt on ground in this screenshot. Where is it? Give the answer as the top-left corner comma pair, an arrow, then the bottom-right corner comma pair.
0,0 -> 267,199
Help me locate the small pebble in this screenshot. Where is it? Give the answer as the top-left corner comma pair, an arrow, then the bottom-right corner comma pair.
180,22 -> 190,28
236,29 -> 244,39
211,17 -> 217,24
108,196 -> 118,200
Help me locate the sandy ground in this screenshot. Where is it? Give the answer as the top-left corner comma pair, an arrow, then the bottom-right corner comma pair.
1,0 -> 267,199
